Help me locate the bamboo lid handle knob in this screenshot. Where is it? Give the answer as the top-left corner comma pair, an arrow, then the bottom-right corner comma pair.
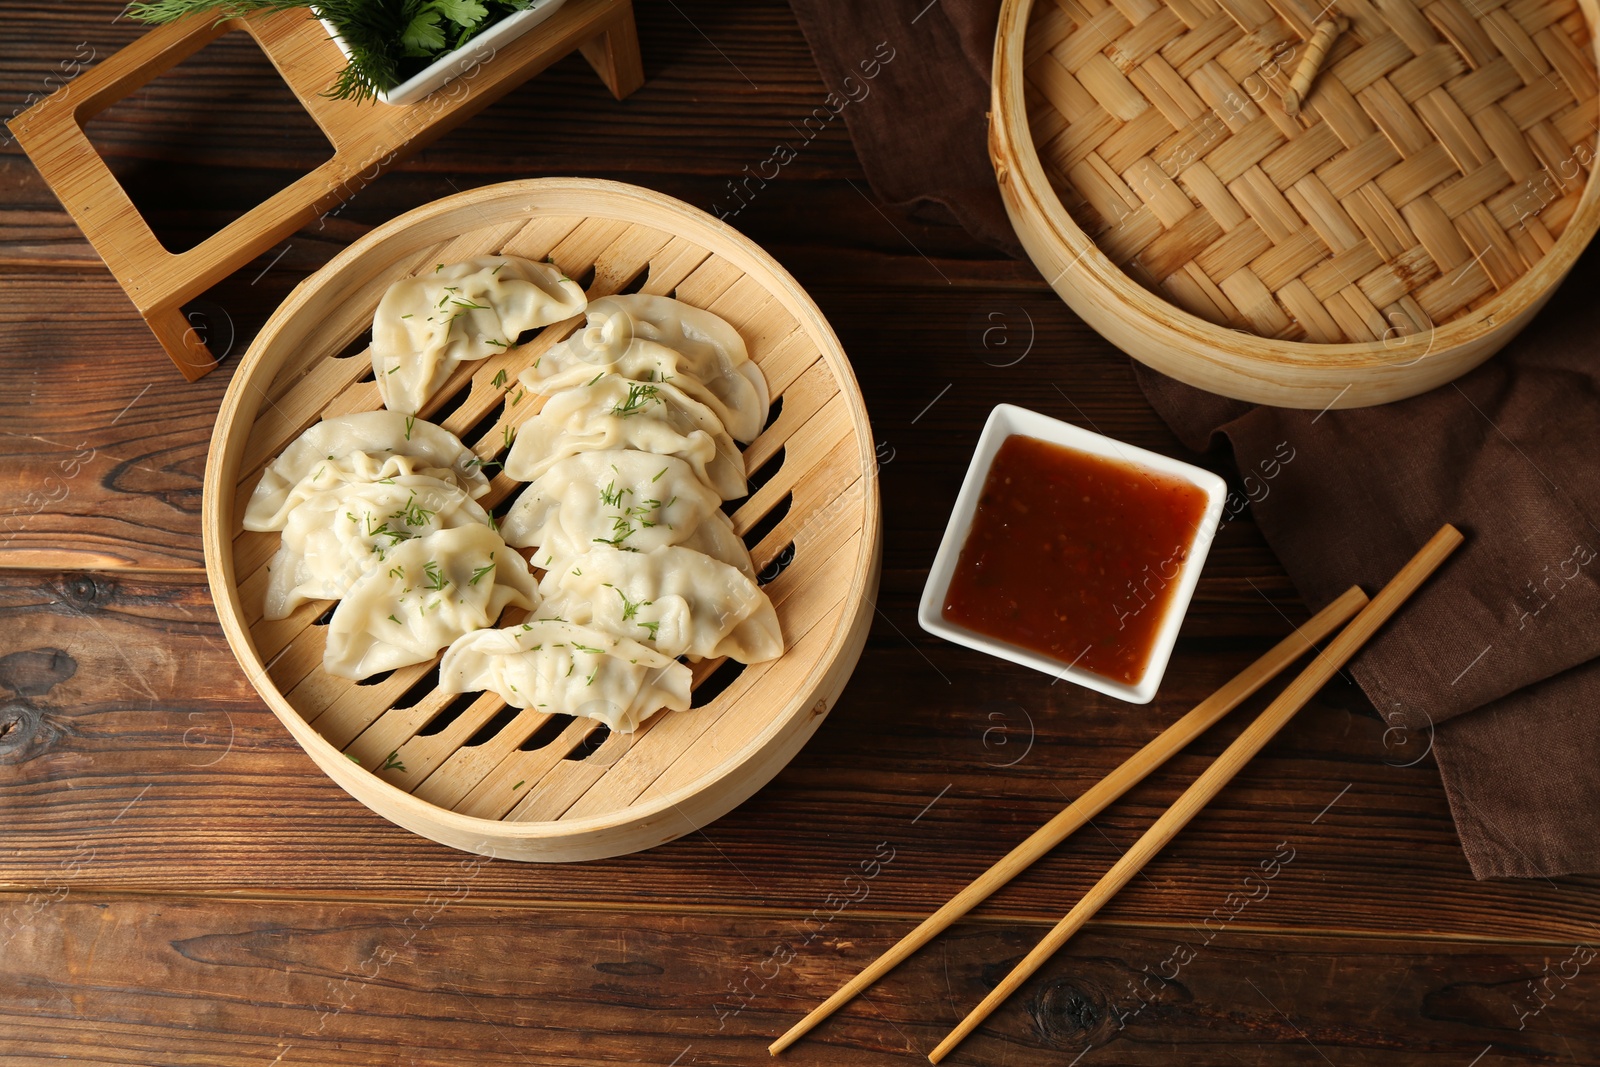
1283,15 -> 1349,117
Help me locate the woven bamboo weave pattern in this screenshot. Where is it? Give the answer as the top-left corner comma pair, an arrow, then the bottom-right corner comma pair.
1024,0 -> 1600,343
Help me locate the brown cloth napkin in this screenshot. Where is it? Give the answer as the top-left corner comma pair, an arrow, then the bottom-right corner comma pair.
790,0 -> 1600,878
786,0 -> 1019,256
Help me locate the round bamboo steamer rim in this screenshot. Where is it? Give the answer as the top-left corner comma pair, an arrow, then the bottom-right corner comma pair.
991,0 -> 1600,409
201,178 -> 882,862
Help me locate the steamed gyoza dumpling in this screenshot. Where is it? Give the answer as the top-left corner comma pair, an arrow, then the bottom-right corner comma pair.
373,255 -> 586,414
500,450 -> 727,562
263,476 -> 489,621
589,293 -> 748,365
503,375 -> 746,499
244,411 -> 489,532
532,507 -> 756,580
522,338 -> 767,443
593,294 -> 768,442
676,509 -> 757,581
440,619 -> 692,733
519,295 -> 768,441
540,545 -> 782,663
323,524 -> 537,680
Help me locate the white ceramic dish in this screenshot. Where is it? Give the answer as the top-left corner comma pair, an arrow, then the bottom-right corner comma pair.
319,0 -> 567,106
917,404 -> 1225,704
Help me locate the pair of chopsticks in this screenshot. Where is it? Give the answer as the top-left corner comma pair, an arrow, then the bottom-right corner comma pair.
772,524 -> 1463,1061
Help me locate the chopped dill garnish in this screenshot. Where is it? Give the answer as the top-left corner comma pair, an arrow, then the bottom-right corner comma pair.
469,555 -> 496,586
614,586 -> 652,622
501,424 -> 516,450
423,560 -> 446,592
381,749 -> 406,772
611,383 -> 660,417
387,613 -> 401,625
491,369 -> 508,389
403,415 -> 415,441
391,490 -> 434,529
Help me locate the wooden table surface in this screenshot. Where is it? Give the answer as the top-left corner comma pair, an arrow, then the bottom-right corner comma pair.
3,2 -> 1598,1064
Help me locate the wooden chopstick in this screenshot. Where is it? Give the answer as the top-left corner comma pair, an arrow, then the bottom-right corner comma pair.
928,524 -> 1463,1063
769,584 -> 1371,1056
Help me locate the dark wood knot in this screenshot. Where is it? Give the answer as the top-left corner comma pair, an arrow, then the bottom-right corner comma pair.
1027,973 -> 1128,1047
54,573 -> 112,612
0,699 -> 60,762
0,647 -> 78,697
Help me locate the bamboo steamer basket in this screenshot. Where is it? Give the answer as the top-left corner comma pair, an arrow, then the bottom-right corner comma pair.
991,0 -> 1600,407
202,179 -> 881,862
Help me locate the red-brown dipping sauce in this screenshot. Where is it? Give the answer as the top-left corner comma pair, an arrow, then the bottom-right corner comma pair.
942,434 -> 1211,685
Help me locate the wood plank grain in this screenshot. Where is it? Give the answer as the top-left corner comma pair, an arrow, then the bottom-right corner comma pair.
1,569 -> 1596,942
0,897 -> 1593,1065
0,0 -> 1590,1061
0,257 -> 1302,591
0,0 -> 861,257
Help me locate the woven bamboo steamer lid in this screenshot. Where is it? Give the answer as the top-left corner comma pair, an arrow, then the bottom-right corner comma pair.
991,0 -> 1600,408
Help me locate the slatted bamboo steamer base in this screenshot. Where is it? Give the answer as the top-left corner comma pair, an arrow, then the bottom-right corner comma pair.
201,179 -> 881,862
992,0 -> 1600,407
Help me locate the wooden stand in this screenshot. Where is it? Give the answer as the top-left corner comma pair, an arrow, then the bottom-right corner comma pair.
7,0 -> 643,382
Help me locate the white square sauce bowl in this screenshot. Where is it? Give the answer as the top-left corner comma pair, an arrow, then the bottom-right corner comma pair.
917,404 -> 1227,703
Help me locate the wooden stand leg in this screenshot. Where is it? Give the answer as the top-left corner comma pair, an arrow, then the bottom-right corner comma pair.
143,303 -> 218,382
580,4 -> 645,100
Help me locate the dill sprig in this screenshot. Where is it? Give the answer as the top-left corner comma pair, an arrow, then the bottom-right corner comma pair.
612,585 -> 652,622
611,382 -> 660,417
389,490 -> 435,530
